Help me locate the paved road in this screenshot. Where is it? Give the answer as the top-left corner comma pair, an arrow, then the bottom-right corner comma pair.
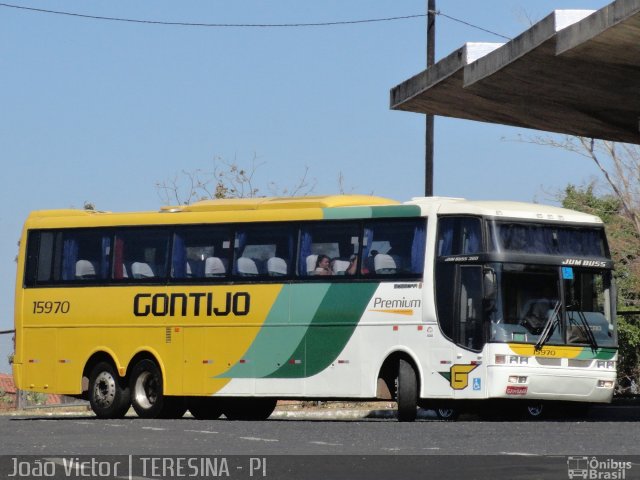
2,405 -> 640,456
2,406 -> 640,480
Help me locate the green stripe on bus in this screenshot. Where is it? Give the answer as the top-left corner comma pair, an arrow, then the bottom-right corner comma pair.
321,205 -> 421,220
370,205 -> 422,218
265,282 -> 378,378
218,284 -> 330,378
576,347 -> 617,360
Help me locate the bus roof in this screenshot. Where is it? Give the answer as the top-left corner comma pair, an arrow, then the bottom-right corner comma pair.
23,195 -> 603,227
160,194 -> 398,212
407,197 -> 603,225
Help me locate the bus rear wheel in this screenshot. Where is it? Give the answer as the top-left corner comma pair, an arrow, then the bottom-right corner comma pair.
396,358 -> 418,422
129,359 -> 185,419
88,362 -> 130,419
223,398 -> 277,421
188,398 -> 223,420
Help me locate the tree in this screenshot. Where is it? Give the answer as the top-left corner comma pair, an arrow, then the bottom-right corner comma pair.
521,136 -> 640,236
155,155 -> 318,206
560,184 -> 640,309
536,136 -> 640,393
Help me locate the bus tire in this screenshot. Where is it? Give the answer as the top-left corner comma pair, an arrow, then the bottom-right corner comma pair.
396,358 -> 418,422
224,398 -> 277,421
188,398 -> 223,420
129,359 -> 169,419
88,361 -> 130,419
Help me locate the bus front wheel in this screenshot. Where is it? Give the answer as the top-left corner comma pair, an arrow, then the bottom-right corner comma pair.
88,361 -> 131,419
129,359 -> 185,419
396,358 -> 418,422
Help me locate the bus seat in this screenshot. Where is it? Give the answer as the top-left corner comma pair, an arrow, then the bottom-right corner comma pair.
306,255 -> 318,275
204,257 -> 227,277
75,259 -> 98,279
267,257 -> 288,276
390,254 -> 403,270
186,259 -> 204,278
332,259 -> 350,275
237,257 -> 259,276
374,254 -> 397,274
131,262 -> 156,279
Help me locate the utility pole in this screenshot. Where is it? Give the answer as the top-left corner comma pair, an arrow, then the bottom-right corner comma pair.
425,0 -> 436,196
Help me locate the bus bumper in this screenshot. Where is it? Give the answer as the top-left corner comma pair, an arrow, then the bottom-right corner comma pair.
487,366 -> 616,403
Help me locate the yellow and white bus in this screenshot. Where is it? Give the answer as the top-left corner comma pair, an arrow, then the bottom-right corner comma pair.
12,195 -> 617,421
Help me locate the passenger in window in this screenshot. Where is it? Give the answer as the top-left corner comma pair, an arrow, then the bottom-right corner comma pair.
346,255 -> 368,275
314,255 -> 332,276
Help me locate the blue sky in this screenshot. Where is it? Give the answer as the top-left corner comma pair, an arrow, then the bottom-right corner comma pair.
0,0 -> 612,372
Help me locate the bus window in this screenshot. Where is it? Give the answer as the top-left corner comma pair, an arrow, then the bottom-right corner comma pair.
361,220 -> 426,276
233,224 -> 296,278
113,230 -> 170,281
437,217 -> 482,256
171,226 -> 232,279
25,229 -> 111,285
458,266 -> 484,350
298,222 -> 360,277
436,216 -> 483,344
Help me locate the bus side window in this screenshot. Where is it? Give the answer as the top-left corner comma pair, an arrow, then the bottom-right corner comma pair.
362,219 -> 426,276
114,229 -> 170,282
170,227 -> 232,280
298,222 -> 360,277
232,224 -> 296,278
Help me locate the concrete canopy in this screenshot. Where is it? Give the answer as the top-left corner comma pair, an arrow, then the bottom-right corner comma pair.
390,0 -> 640,144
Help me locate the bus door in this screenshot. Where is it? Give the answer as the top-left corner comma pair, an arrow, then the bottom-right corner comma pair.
453,265 -> 486,399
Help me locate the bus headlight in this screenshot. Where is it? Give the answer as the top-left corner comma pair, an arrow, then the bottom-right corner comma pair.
495,355 -> 529,365
596,361 -> 616,369
597,380 -> 615,388
508,376 -> 528,384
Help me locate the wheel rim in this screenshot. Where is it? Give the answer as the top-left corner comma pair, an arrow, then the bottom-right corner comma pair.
93,371 -> 117,409
134,371 -> 158,410
437,408 -> 455,419
527,404 -> 544,417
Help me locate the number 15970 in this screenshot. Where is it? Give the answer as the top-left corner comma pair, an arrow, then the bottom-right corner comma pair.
32,301 -> 70,314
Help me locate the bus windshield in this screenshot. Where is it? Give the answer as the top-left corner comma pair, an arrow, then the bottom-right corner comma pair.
488,221 -> 607,257
489,263 -> 616,348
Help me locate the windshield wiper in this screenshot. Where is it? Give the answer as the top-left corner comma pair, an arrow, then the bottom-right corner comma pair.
570,309 -> 599,351
534,301 -> 561,351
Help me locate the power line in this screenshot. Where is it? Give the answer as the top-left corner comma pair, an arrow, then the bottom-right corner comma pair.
0,2 -> 512,40
431,10 -> 511,40
0,3 -> 426,28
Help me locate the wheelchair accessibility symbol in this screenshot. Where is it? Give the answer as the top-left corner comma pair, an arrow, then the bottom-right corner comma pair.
472,378 -> 481,391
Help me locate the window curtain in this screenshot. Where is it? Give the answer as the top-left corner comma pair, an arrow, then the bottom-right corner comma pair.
362,227 -> 374,259
61,236 -> 79,280
462,220 -> 481,254
100,236 -> 111,279
438,220 -> 453,256
113,236 -> 125,279
298,230 -> 313,275
172,233 -> 186,278
411,224 -> 426,273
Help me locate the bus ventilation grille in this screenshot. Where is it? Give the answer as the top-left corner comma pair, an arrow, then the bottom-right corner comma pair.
165,328 -> 172,344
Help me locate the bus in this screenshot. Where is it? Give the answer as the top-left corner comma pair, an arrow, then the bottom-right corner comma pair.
12,195 -> 617,421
